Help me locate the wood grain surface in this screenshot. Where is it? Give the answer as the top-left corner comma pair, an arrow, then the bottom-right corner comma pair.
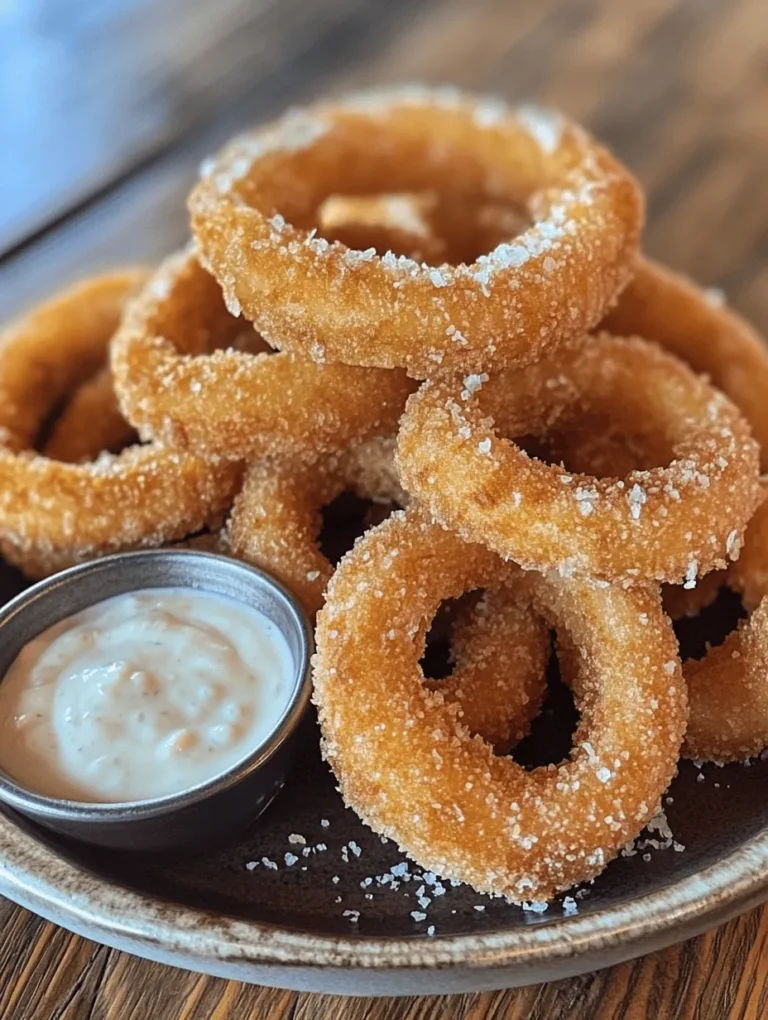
1,0 -> 767,1016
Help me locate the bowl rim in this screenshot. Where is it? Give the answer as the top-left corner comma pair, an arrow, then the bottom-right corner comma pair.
0,549 -> 313,820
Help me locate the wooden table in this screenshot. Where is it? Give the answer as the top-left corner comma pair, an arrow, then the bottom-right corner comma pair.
1,0 -> 767,1015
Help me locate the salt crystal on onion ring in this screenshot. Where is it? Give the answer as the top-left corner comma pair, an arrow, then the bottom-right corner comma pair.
189,85 -> 643,377
601,257 -> 768,468
0,272 -> 240,579
313,509 -> 685,900
397,333 -> 761,585
111,247 -> 416,461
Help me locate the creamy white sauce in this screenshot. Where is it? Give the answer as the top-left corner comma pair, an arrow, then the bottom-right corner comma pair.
0,588 -> 295,803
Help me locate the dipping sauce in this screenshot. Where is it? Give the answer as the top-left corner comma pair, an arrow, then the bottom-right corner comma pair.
0,588 -> 295,803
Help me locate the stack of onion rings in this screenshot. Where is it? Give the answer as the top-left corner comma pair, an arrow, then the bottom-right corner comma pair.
5,85 -> 765,905
397,333 -> 761,584
189,86 -> 643,377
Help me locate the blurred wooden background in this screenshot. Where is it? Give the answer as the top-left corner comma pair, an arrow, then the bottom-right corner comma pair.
1,0 -> 767,1017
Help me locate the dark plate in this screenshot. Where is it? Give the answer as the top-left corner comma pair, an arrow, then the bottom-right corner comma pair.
0,505 -> 766,995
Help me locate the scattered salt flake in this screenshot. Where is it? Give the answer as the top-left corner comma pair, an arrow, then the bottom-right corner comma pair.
478,438 -> 492,455
663,661 -> 677,675
521,900 -> 549,914
261,857 -> 278,870
410,911 -> 428,922
245,861 -> 258,871
596,767 -> 612,784
473,904 -> 486,912
427,925 -> 436,937
343,910 -> 360,923
288,833 -> 306,845
306,570 -> 321,581
562,896 -> 578,916
284,852 -> 299,867
321,818 -> 330,828
348,841 -> 362,857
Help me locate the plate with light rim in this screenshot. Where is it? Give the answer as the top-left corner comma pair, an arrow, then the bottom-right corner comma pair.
0,526 -> 766,997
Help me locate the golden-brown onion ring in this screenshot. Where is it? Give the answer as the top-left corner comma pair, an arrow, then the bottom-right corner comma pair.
190,86 -> 642,377
313,509 -> 686,901
0,272 -> 240,579
601,257 -> 768,469
397,334 -> 761,585
111,248 -> 416,460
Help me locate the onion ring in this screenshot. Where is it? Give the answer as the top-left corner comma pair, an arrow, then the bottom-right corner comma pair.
227,436 -> 406,614
601,257 -> 768,468
189,85 -> 643,377
397,334 -> 761,584
314,509 -> 685,900
110,247 -> 416,461
0,272 -> 241,579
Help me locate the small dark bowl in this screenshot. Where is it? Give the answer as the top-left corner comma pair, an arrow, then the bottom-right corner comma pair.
0,550 -> 313,852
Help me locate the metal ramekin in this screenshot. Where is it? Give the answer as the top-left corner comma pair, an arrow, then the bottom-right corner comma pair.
0,550 -> 313,852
